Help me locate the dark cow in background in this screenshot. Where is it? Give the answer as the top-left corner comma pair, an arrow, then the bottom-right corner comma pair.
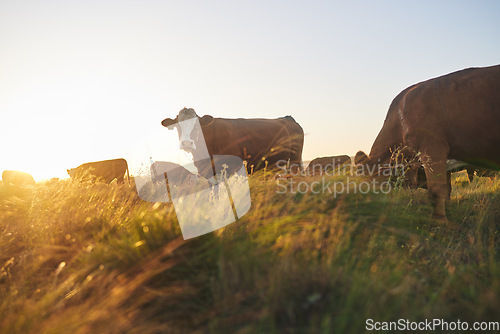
410,160 -> 498,191
469,168 -> 497,181
306,155 -> 351,176
67,158 -> 129,184
161,108 -> 304,178
150,161 -> 205,188
447,160 -> 498,183
2,170 -> 36,186
356,65 -> 500,222
138,161 -> 211,202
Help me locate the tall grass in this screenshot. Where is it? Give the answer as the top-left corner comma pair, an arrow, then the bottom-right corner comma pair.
0,171 -> 499,333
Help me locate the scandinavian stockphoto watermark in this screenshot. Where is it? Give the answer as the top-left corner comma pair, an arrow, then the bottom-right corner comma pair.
275,158 -> 403,196
277,176 -> 392,195
129,118 -> 251,240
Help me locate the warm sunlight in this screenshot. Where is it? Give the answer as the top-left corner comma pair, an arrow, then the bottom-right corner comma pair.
1,1 -> 499,182
1,1 -> 499,333
2,75 -> 132,181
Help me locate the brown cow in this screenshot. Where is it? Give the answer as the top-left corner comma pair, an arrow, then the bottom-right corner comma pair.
150,161 -> 210,192
430,160 -> 497,186
356,65 -> 500,221
2,170 -> 36,186
138,161 -> 210,202
465,167 -> 497,182
306,155 -> 351,176
446,160 -> 497,183
161,108 -> 304,178
67,158 -> 129,184
150,161 -> 198,185
409,160 -> 497,191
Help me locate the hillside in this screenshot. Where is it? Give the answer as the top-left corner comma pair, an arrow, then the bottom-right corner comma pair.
1,171 -> 499,333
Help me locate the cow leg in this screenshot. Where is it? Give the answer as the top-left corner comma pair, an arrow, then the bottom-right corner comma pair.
423,158 -> 449,222
446,171 -> 451,200
289,134 -> 304,174
405,166 -> 420,189
466,168 -> 474,183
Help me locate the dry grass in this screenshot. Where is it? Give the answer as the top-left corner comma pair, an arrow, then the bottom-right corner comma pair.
0,171 -> 499,333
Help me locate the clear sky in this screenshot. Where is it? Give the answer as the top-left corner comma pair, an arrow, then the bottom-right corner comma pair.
1,0 -> 499,181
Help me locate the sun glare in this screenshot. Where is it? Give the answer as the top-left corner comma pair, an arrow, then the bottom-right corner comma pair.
0,75 -> 154,183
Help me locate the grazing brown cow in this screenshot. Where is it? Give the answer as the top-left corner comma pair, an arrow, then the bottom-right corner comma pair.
306,155 -> 351,176
410,160 -> 497,191
446,160 -> 497,183
138,161 -> 210,202
356,65 -> 500,221
465,167 -> 497,182
2,170 -> 36,186
67,158 -> 129,184
161,108 -> 304,178
149,161 -> 205,188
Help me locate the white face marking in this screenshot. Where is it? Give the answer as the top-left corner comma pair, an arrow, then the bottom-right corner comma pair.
178,117 -> 197,151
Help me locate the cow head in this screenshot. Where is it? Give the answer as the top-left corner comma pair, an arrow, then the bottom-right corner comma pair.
161,108 -> 214,153
354,151 -> 370,166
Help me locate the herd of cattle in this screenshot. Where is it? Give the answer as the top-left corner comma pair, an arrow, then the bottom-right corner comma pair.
1,65 -> 499,222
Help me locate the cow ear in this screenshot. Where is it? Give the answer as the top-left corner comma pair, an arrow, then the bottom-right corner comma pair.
161,117 -> 178,130
200,115 -> 214,126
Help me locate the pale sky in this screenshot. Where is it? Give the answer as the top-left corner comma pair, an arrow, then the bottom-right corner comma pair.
1,0 -> 499,181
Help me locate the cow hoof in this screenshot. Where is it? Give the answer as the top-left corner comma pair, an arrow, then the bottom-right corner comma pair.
432,214 -> 448,225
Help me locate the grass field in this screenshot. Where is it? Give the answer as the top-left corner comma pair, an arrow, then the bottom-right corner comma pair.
0,170 -> 499,333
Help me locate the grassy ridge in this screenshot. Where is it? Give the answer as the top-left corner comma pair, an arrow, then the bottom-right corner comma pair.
0,172 -> 499,333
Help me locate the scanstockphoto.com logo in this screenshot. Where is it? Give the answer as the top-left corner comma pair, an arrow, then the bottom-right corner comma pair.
129,118 -> 251,240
